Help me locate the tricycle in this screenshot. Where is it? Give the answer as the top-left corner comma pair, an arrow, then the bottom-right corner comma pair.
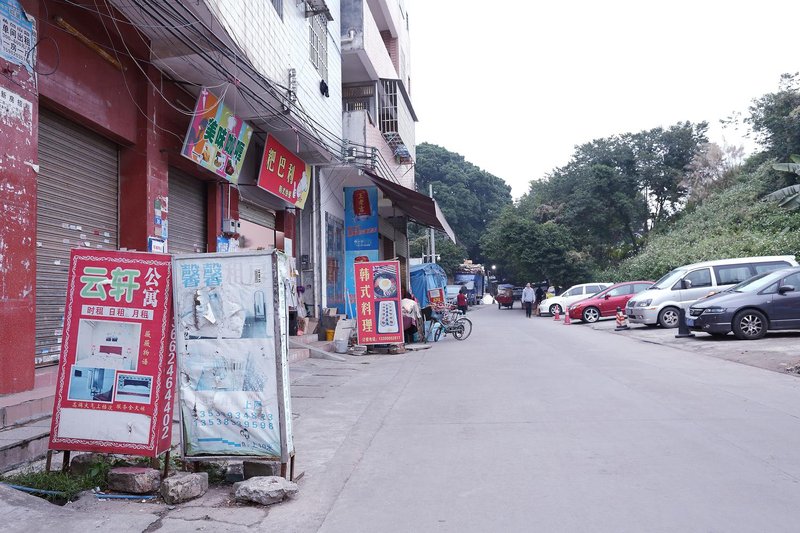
496,285 -> 514,309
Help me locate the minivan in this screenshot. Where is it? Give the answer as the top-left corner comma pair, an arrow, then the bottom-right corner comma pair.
625,256 -> 798,328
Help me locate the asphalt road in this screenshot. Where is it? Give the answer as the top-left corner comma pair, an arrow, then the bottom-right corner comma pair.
6,305 -> 800,532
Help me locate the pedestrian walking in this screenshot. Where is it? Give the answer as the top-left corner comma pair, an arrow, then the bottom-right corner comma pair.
456,287 -> 469,314
521,283 -> 535,318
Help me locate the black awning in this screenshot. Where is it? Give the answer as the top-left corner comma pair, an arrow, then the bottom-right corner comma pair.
363,170 -> 456,243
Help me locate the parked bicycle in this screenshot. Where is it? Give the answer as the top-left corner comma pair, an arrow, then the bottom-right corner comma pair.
428,304 -> 472,341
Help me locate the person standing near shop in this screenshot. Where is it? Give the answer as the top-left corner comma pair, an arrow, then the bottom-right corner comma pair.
522,283 -> 535,318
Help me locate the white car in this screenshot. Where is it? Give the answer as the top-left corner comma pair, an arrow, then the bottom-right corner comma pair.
538,283 -> 611,316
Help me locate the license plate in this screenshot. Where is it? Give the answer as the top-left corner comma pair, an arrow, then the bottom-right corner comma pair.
685,317 -> 694,327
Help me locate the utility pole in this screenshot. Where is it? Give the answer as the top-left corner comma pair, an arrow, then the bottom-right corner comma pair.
429,184 -> 436,263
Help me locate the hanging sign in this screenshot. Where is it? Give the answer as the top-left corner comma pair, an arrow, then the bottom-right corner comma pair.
0,0 -> 35,72
181,87 -> 253,185
256,134 -> 311,209
172,251 -> 293,460
49,250 -> 175,457
354,260 -> 403,345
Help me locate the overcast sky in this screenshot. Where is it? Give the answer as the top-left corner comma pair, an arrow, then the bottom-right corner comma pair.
407,0 -> 799,198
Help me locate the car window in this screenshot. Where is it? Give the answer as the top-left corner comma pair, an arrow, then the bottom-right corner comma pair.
714,265 -> 752,285
781,272 -> 800,288
633,283 -> 651,293
684,268 -> 712,288
586,285 -> 603,294
607,285 -> 633,297
565,287 -> 582,297
753,261 -> 792,274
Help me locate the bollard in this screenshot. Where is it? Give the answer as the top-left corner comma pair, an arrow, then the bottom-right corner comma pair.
674,307 -> 695,338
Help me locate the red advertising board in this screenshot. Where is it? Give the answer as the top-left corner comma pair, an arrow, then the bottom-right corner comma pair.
354,260 -> 403,345
256,134 -> 311,209
49,250 -> 175,456
427,288 -> 445,308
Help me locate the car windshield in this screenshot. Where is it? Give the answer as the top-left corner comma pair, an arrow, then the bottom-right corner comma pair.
650,269 -> 685,290
729,270 -> 784,292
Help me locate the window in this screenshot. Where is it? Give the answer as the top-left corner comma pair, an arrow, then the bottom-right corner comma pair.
309,14 -> 328,82
270,0 -> 282,19
633,283 -> 652,293
781,272 -> 800,289
586,285 -> 604,294
753,261 -> 792,274
565,287 -> 582,297
607,285 -> 633,297
714,265 -> 752,285
684,268 -> 712,288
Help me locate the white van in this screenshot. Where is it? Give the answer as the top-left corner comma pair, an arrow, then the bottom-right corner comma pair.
626,255 -> 798,328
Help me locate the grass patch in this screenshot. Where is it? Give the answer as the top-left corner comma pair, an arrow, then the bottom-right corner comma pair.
1,462 -> 111,504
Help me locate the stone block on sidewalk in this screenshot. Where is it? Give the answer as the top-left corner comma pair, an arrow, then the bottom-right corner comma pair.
107,466 -> 161,494
160,472 -> 208,504
242,460 -> 280,479
234,476 -> 298,506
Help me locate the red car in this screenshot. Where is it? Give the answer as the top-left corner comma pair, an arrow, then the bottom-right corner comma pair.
568,281 -> 654,323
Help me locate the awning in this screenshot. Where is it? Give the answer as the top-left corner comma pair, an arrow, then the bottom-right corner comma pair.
363,170 -> 456,243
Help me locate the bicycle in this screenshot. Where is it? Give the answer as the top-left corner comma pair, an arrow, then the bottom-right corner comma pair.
429,305 -> 472,341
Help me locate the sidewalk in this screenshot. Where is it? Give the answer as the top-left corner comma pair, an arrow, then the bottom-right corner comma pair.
1,345 -> 422,533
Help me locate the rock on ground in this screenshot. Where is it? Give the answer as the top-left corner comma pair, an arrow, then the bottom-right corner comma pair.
160,472 -> 208,504
234,476 -> 299,506
107,467 -> 161,494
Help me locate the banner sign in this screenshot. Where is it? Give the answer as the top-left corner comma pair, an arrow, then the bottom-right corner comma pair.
256,134 -> 311,209
427,287 -> 445,308
49,250 -> 174,456
354,260 -> 403,345
172,251 -> 293,460
344,186 -> 379,317
181,87 -> 253,185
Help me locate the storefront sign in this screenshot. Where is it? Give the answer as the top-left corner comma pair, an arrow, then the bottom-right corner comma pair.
256,134 -> 311,209
49,250 -> 174,457
354,260 -> 403,345
181,87 -> 253,185
427,288 -> 445,307
344,186 -> 379,317
172,251 -> 293,460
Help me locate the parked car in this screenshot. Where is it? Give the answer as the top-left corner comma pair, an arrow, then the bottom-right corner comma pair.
687,266 -> 800,339
626,255 -> 798,328
568,281 -> 653,323
538,283 -> 611,316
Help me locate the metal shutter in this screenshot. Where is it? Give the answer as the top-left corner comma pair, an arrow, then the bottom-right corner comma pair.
239,199 -> 276,229
168,169 -> 207,253
36,110 -> 119,365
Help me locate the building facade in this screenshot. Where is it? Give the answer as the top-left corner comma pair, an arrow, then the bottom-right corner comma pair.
0,0 -> 450,396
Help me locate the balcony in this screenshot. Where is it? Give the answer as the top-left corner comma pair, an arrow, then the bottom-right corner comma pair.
341,0 -> 397,83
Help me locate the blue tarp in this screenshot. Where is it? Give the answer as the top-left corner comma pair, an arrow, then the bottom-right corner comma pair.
410,263 -> 448,309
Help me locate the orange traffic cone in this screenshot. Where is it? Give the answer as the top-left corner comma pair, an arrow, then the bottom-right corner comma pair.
563,307 -> 571,325
553,306 -> 561,321
615,306 -> 629,331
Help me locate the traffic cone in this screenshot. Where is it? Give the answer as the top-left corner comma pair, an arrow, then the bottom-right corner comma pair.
553,306 -> 560,321
615,307 -> 629,331
563,308 -> 571,325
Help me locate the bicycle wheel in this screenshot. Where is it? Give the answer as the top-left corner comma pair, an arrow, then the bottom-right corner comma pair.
453,318 -> 472,340
433,323 -> 443,342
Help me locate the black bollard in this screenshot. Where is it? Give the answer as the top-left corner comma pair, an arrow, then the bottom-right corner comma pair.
674,307 -> 695,338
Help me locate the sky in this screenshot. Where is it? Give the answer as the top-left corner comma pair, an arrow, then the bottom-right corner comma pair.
407,0 -> 800,198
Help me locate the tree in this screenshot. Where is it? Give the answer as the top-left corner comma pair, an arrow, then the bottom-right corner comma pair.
744,73 -> 800,161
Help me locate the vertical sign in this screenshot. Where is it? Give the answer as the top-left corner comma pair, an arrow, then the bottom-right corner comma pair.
172,251 -> 293,460
344,186 -> 379,318
0,0 -> 35,72
49,250 -> 174,456
354,260 -> 403,345
181,87 -> 253,185
256,134 -> 311,209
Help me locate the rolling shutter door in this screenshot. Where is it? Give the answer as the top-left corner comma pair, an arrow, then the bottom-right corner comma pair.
36,110 -> 119,365
168,169 -> 207,253
239,199 -> 276,229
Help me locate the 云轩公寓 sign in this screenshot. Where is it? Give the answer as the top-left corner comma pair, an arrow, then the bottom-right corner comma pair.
49,250 -> 175,457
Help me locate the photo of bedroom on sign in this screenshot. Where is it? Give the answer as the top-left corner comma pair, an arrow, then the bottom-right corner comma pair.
75,319 -> 141,371
67,366 -> 115,403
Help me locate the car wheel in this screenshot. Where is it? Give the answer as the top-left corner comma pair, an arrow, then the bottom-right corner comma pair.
732,309 -> 767,340
658,307 -> 680,328
549,304 -> 562,316
582,307 -> 600,323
